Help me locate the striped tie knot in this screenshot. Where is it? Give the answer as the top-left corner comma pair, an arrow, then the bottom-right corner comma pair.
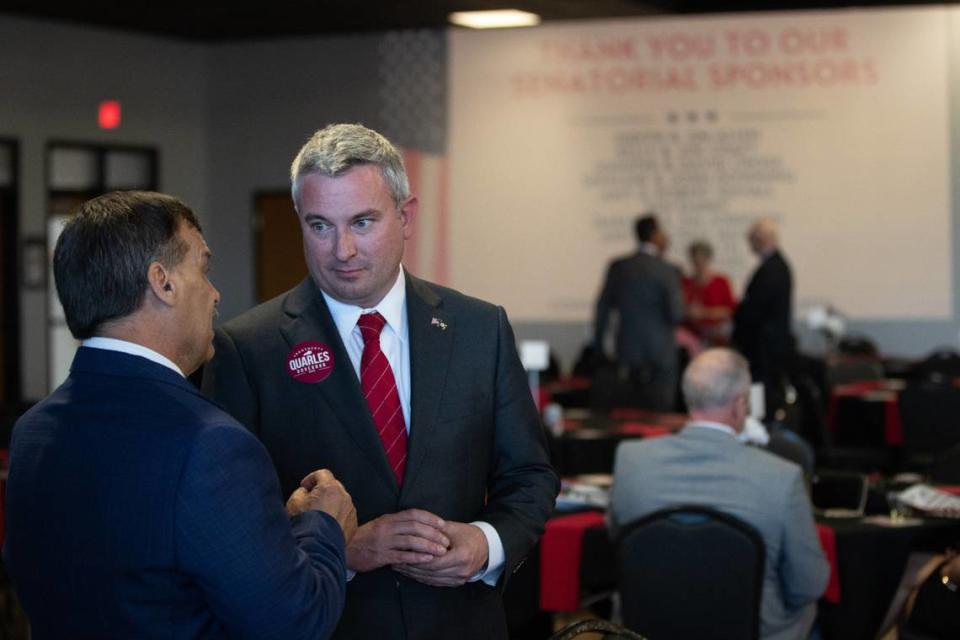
358,311 -> 387,342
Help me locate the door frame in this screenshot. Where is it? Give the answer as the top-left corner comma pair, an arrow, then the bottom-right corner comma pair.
1,138 -> 21,404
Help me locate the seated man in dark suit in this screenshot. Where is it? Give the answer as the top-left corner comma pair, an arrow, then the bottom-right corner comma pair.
4,191 -> 357,639
610,348 -> 828,640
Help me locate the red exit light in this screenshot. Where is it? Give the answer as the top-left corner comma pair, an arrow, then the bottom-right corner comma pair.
98,101 -> 121,129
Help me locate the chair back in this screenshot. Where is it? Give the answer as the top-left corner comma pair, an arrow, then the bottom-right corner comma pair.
617,505 -> 765,640
792,374 -> 830,450
825,356 -> 884,388
764,426 -> 815,480
931,442 -> 960,484
837,335 -> 879,358
911,348 -> 960,382
898,381 -> 960,461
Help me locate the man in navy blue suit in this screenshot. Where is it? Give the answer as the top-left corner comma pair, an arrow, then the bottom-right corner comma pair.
3,191 -> 357,639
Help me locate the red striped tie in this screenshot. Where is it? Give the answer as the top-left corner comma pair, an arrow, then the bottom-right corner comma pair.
358,312 -> 407,486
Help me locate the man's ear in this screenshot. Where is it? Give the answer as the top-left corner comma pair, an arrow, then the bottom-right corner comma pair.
399,196 -> 418,240
146,261 -> 175,306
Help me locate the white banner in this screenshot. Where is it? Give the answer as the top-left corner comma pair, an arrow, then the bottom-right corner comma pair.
448,8 -> 951,321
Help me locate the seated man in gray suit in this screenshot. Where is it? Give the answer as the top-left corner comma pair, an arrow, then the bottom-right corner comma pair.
610,348 -> 828,640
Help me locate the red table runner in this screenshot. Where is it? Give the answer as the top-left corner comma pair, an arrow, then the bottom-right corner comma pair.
539,511 -> 606,611
817,523 -> 841,603
618,423 -> 672,438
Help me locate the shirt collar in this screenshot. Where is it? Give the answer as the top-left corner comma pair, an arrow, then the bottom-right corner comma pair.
321,266 -> 407,339
640,242 -> 659,256
81,336 -> 184,377
685,420 -> 738,437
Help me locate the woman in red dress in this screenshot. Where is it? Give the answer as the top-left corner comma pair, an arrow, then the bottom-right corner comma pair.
682,240 -> 737,346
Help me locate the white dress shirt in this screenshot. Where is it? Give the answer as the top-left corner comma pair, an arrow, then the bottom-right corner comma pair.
81,337 -> 184,377
685,419 -> 738,437
322,269 -> 412,431
321,267 -> 505,586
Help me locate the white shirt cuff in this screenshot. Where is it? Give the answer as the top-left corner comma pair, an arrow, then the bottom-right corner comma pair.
468,521 -> 505,587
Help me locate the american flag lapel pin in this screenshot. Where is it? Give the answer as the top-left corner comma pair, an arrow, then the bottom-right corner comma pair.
431,317 -> 447,331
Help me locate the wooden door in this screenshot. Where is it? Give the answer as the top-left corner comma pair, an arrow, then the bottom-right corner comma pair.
254,192 -> 308,303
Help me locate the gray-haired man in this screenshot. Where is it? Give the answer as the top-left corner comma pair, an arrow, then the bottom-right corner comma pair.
611,348 -> 828,640
203,123 -> 558,639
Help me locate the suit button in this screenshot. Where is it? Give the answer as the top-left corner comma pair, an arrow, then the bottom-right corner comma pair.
395,579 -> 400,588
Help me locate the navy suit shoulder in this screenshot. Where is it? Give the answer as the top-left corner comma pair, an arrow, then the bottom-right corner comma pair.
5,348 -> 346,640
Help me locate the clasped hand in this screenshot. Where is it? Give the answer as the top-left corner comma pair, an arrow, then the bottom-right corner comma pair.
346,509 -> 489,587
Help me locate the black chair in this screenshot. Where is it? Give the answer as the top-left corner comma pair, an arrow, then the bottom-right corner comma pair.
837,335 -> 879,358
617,506 -> 765,640
791,374 -> 830,450
910,348 -> 960,382
931,441 -> 960,484
792,373 -> 895,473
898,380 -> 960,469
764,426 -> 815,480
548,619 -> 648,640
899,622 -> 949,640
824,356 -> 884,388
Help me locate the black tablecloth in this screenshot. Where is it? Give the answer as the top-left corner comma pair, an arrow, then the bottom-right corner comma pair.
817,516 -> 960,640
577,515 -> 960,640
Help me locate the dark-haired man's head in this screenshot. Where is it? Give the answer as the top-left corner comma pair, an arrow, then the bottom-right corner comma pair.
53,191 -> 219,375
634,213 -> 668,255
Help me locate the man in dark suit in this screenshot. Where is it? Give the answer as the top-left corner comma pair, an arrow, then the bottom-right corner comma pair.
733,218 -> 795,412
594,213 -> 684,410
4,191 -> 356,639
202,124 -> 558,640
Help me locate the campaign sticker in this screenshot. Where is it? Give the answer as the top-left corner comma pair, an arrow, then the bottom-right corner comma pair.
286,342 -> 335,384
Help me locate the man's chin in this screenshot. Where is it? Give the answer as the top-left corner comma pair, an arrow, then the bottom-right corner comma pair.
322,283 -> 378,307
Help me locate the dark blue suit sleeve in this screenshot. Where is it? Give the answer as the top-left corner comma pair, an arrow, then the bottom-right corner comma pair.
175,423 -> 347,640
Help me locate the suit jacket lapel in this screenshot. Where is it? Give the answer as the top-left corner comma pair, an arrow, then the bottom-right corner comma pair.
278,278 -> 398,494
404,274 -> 454,493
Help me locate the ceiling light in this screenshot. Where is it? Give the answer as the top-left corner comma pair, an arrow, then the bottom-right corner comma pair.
448,10 -> 541,29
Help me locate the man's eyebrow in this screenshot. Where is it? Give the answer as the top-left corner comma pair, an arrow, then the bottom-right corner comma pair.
303,209 -> 380,222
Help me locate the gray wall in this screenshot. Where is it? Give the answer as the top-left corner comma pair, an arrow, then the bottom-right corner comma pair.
0,17 -> 209,399
205,36 -> 385,321
4,13 -> 960,399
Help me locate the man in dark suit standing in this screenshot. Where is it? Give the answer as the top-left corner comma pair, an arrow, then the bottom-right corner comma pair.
594,214 -> 685,410
4,191 -> 356,638
202,124 -> 558,640
733,218 -> 795,412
